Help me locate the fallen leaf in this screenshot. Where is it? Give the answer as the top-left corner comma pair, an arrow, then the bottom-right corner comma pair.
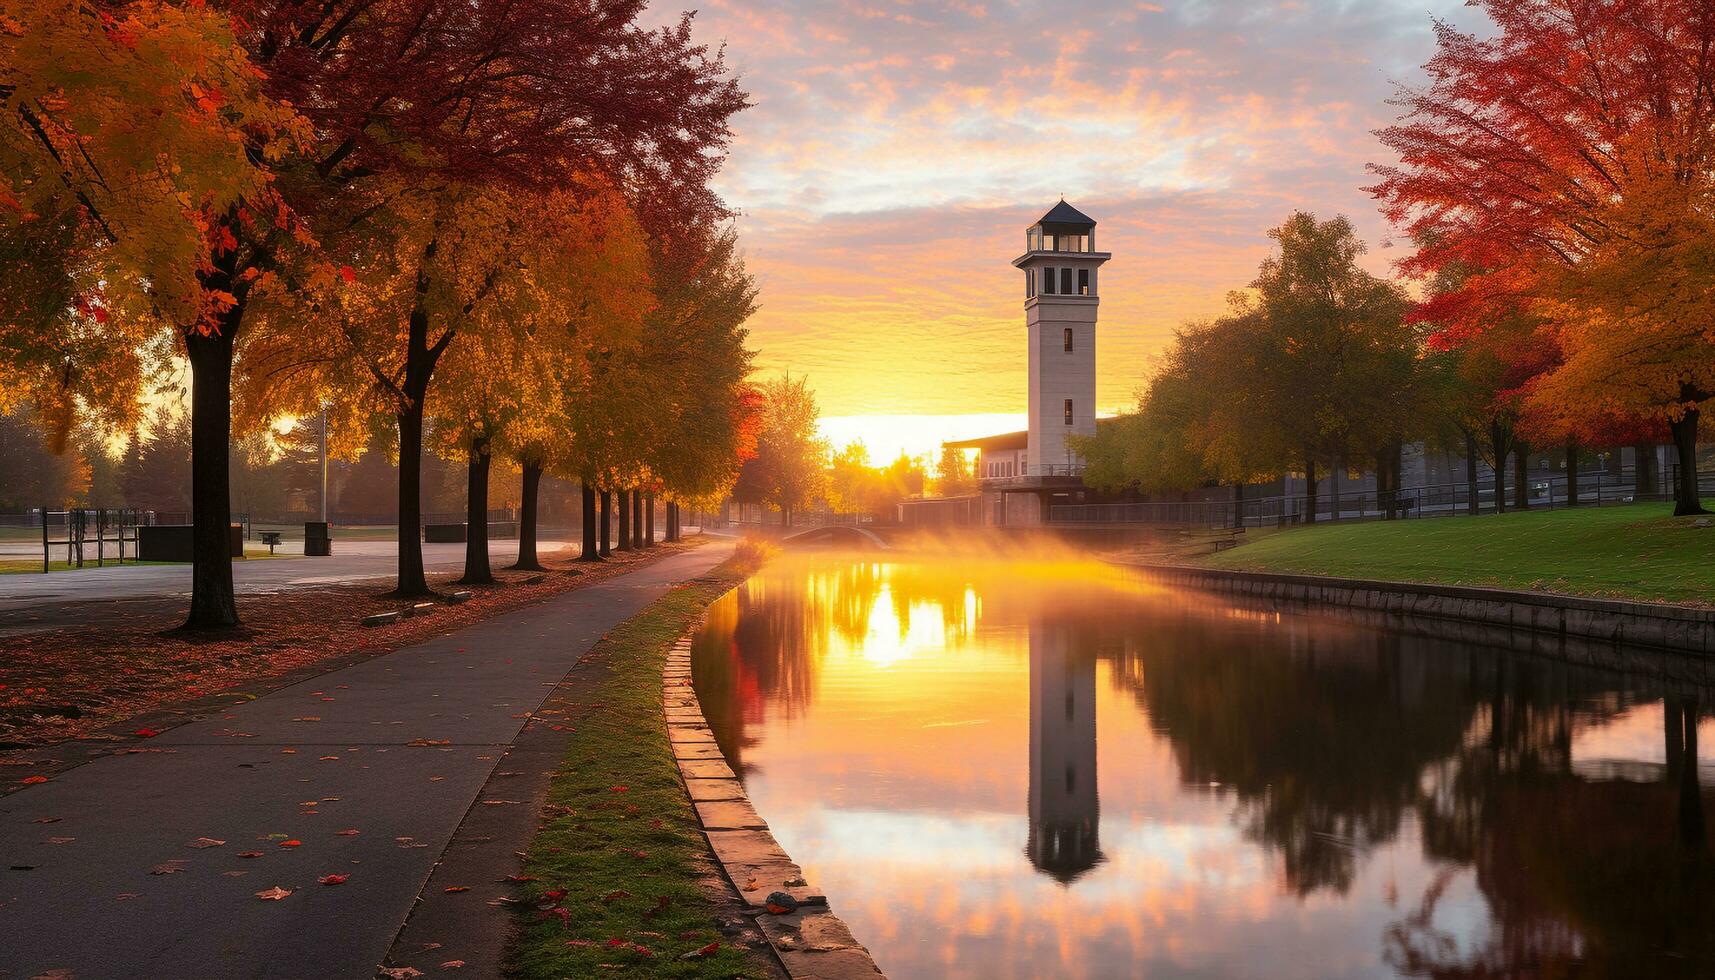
601,890 -> 631,903
408,739 -> 450,747
439,961 -> 465,969
187,837 -> 226,848
444,886 -> 469,893
32,817 -> 61,824
150,860 -> 187,875
318,873 -> 349,885
336,829 -> 360,836
255,886 -> 292,900
680,941 -> 721,961
45,836 -> 75,844
379,968 -> 423,979
134,728 -> 160,738
318,756 -> 340,761
116,892 -> 140,900
238,851 -> 264,858
222,871 -> 247,877
279,840 -> 302,848
21,775 -> 48,784
503,874 -> 537,883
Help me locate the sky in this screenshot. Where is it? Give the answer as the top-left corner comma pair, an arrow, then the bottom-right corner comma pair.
656,0 -> 1485,461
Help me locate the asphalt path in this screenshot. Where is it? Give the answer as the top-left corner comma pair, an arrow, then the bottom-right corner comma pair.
0,535 -> 583,614
0,539 -> 733,979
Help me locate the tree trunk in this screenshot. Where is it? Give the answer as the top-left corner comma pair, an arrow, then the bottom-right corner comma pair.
1330,454 -> 1341,521
512,460 -> 544,570
616,486 -> 631,551
1464,430 -> 1480,516
183,328 -> 240,629
645,493 -> 656,546
579,482 -> 601,561
599,489 -> 613,556
1513,440 -> 1530,510
460,438 -> 493,585
1564,437 -> 1579,507
1489,422 -> 1509,515
632,490 -> 644,546
1303,452 -> 1318,525
1670,406 -> 1706,515
394,399 -> 431,595
391,296 -> 450,598
1635,442 -> 1658,501
1232,481 -> 1244,529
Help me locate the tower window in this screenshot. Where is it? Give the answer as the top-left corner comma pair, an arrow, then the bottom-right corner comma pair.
1060,268 -> 1073,294
1064,399 -> 1074,426
1025,269 -> 1035,298
1063,327 -> 1073,352
1078,269 -> 1090,295
1042,267 -> 1055,294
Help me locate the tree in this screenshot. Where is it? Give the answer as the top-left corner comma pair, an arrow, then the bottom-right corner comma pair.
933,446 -> 977,497
1371,0 -> 1715,514
121,408 -> 193,514
0,403 -> 89,511
732,374 -> 828,527
2,0 -> 306,626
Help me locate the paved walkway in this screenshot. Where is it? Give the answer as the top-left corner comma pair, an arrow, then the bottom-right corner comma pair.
0,540 -> 733,979
0,536 -> 582,614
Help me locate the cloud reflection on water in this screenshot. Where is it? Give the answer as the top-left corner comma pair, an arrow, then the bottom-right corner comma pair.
689,554 -> 1715,978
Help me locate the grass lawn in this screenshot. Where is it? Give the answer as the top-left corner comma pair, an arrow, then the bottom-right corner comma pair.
1197,503 -> 1715,606
509,543 -> 773,978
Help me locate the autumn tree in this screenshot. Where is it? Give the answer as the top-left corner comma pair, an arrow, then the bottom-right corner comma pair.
732,374 -> 828,527
2,0 -> 306,626
0,402 -> 89,510
1371,0 -> 1715,514
932,446 -> 977,497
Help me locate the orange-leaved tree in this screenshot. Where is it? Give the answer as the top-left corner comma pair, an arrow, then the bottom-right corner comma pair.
1371,0 -> 1715,514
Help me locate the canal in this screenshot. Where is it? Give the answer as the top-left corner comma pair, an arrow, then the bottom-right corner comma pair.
688,554 -> 1714,979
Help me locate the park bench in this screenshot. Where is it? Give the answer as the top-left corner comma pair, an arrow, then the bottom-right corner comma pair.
260,531 -> 283,555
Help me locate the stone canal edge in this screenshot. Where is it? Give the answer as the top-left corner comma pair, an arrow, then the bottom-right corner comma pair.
663,630 -> 887,980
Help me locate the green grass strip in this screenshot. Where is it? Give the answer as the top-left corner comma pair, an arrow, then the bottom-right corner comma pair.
509,548 -> 769,979
1198,503 -> 1715,605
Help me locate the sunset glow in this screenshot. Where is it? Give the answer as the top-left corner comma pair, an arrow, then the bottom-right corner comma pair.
668,0 -> 1482,446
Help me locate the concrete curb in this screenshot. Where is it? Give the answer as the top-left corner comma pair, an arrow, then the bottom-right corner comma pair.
663,632 -> 886,980
1125,562 -> 1715,657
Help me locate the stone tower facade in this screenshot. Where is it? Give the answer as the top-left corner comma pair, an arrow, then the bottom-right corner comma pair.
1012,201 -> 1110,475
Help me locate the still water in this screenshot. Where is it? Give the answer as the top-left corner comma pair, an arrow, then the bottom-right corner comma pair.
688,555 -> 1715,979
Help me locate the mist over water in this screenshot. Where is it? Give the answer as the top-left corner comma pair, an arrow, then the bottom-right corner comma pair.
690,551 -> 1715,979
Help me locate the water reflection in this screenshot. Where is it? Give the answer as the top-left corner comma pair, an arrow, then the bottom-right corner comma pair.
1028,623 -> 1100,881
690,556 -> 1715,978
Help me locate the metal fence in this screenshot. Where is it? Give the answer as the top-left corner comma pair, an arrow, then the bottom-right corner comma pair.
1048,469 -> 1713,528
30,509 -> 149,571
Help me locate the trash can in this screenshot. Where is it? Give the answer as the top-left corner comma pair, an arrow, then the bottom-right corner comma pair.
304,521 -> 333,557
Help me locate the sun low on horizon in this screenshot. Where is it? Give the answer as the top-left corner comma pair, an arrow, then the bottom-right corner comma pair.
659,0 -> 1482,461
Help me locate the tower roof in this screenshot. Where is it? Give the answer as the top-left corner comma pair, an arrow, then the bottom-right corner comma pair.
1034,200 -> 1095,228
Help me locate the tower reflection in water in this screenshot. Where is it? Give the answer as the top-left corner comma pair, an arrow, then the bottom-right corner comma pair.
1026,622 -> 1101,881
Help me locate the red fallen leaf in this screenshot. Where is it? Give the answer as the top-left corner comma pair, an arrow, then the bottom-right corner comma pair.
134,728 -> 160,738
339,265 -> 357,283
318,755 -> 340,761
680,941 -> 721,960
21,775 -> 48,784
279,840 -> 302,848
256,886 -> 292,900
439,962 -> 465,969
444,886 -> 469,893
566,939 -> 596,948
540,889 -> 567,904
238,851 -> 264,858
336,829 -> 360,836
318,873 -> 349,885
543,906 -> 571,924
605,938 -> 627,948
608,785 -> 629,793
